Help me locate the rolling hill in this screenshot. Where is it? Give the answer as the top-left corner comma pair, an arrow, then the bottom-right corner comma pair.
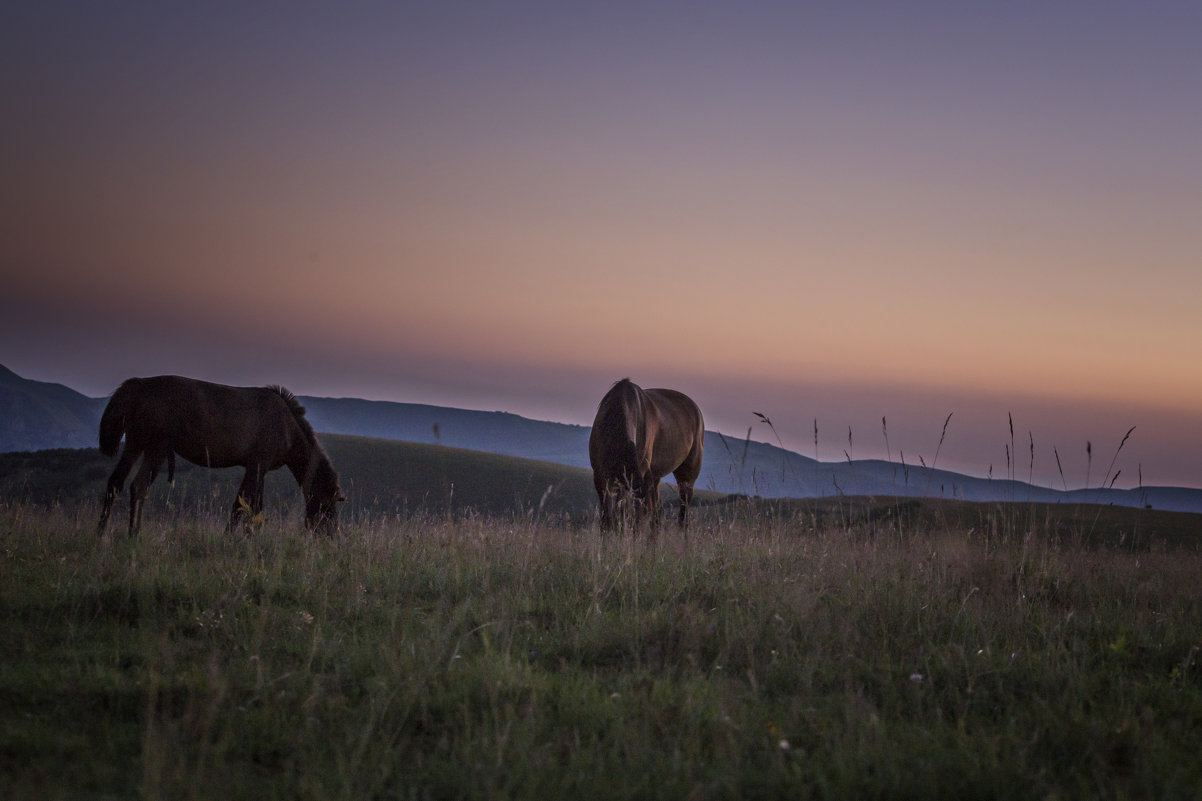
0,433 -> 681,525
297,395 -> 1202,514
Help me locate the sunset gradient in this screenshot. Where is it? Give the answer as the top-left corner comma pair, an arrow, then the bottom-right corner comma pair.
3,2 -> 1200,488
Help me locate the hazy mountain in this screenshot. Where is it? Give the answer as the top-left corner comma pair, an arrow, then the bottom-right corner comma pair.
0,365 -> 104,452
297,394 -> 1202,513
2,364 -> 1199,513
297,395 -> 593,469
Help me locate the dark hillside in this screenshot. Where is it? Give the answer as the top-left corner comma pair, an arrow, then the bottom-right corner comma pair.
323,434 -> 599,521
0,435 -> 605,524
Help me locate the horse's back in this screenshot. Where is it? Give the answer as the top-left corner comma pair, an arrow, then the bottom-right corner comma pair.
644,388 -> 702,427
119,376 -> 299,466
119,376 -> 199,437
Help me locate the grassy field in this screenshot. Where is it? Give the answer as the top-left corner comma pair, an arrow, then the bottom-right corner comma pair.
3,491 -> 1202,800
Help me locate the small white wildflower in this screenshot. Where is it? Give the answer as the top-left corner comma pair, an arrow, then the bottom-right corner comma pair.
909,673 -> 923,683
778,739 -> 790,752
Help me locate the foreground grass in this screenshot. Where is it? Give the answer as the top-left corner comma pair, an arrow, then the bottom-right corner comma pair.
2,503 -> 1201,800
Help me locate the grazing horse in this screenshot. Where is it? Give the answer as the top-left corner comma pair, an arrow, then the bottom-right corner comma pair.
589,378 -> 704,531
96,376 -> 344,536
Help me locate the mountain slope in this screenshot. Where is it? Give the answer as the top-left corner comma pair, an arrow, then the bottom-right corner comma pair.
299,395 -> 1202,513
298,396 -> 593,468
0,365 -> 104,452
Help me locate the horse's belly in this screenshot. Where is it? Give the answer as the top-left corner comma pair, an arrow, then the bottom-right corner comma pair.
651,442 -> 694,478
175,447 -> 247,470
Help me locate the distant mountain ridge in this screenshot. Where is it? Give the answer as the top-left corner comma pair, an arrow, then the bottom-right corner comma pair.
0,364 -> 105,452
2,364 -> 1200,513
296,396 -> 592,469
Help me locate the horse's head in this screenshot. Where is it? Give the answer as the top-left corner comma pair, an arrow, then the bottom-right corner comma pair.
304,458 -> 345,534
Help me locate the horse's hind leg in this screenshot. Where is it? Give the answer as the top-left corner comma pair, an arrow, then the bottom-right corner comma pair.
598,493 -> 614,532
673,447 -> 702,531
676,479 -> 694,530
98,448 -> 140,534
126,452 -> 165,537
643,475 -> 663,535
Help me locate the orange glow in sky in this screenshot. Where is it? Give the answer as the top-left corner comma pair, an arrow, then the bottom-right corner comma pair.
2,3 -> 1200,487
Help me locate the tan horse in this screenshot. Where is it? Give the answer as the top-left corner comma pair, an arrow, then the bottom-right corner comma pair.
588,378 -> 704,531
97,375 -> 344,536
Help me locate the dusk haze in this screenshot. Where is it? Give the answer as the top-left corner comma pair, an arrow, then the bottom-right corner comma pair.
3,1 -> 1199,489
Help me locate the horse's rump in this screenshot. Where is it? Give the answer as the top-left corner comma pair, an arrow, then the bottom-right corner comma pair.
98,378 -> 141,457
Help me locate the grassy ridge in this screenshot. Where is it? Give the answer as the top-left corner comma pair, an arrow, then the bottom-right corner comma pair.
3,433 -> 701,524
0,434 -> 608,524
3,501 -> 1202,799
324,434 -> 601,521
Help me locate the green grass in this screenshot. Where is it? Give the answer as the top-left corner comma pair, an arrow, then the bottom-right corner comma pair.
3,499 -> 1201,800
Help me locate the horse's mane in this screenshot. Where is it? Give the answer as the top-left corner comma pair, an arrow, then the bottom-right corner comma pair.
596,378 -> 643,439
268,385 -> 320,448
265,385 -> 339,497
604,378 -> 639,402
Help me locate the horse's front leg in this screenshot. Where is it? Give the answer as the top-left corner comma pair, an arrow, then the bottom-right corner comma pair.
228,466 -> 265,532
595,475 -> 614,532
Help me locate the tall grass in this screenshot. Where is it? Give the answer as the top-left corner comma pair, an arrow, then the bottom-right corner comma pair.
3,499 -> 1201,800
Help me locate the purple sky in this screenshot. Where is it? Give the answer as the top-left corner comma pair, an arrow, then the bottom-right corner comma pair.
3,2 -> 1200,488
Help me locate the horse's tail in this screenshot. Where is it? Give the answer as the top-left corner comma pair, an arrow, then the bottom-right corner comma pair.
99,379 -> 139,456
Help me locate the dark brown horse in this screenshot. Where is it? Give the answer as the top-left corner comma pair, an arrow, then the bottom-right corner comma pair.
589,378 -> 704,531
96,376 -> 344,536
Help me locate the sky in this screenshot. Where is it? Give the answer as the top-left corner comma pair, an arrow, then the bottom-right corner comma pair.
2,1 -> 1200,489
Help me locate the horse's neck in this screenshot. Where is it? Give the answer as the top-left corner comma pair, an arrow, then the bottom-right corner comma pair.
286,443 -> 320,487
